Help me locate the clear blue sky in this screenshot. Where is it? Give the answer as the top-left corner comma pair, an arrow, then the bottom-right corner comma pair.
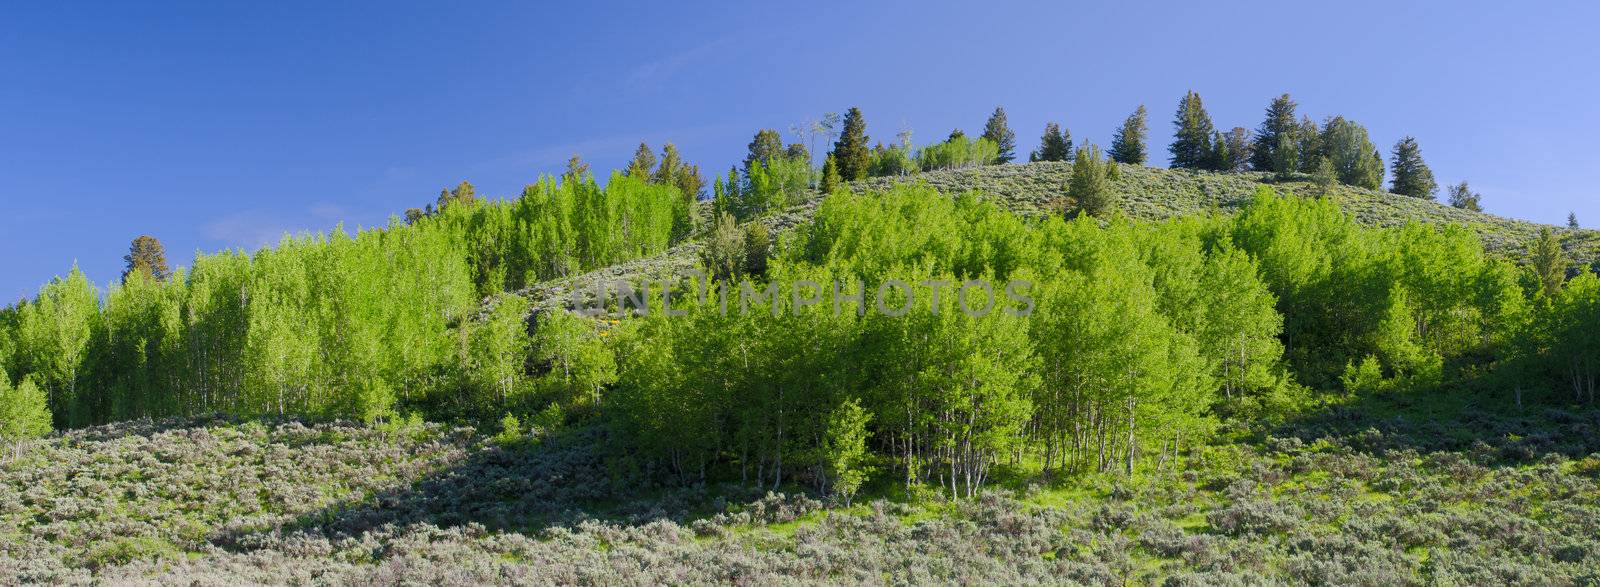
4,1 -> 1598,302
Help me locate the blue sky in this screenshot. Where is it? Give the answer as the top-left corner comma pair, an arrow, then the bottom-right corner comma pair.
4,1 -> 1598,302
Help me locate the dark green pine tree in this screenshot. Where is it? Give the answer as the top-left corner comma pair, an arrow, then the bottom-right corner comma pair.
1069,143 -> 1119,216
830,107 -> 871,181
1250,93 -> 1299,172
744,129 -> 785,172
1388,136 -> 1437,198
1169,90 -> 1216,169
122,235 -> 170,282
981,106 -> 1018,163
1206,132 -> 1232,171
1446,181 -> 1482,212
820,154 -> 843,193
1029,122 -> 1072,162
1107,105 -> 1148,165
1295,116 -> 1322,172
626,142 -> 657,178
1570,212 -> 1580,229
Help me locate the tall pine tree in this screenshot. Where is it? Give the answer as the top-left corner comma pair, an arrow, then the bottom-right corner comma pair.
122,235 -> 170,282
1029,122 -> 1072,162
981,106 -> 1018,164
1108,105 -> 1148,165
626,142 -> 657,178
1250,93 -> 1299,172
830,107 -> 871,181
1169,90 -> 1216,169
1388,136 -> 1437,198
744,129 -> 785,172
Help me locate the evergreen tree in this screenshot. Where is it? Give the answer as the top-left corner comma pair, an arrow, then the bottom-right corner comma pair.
1388,136 -> 1437,198
1169,90 -> 1216,169
981,106 -> 1017,163
1069,144 -> 1118,216
1250,93 -> 1299,172
1029,122 -> 1072,162
626,142 -> 657,178
1569,212 -> 1580,229
1295,116 -> 1322,172
742,222 -> 770,277
1108,105 -> 1148,165
744,129 -> 785,172
830,107 -> 871,181
820,154 -> 843,194
1319,116 -> 1383,189
122,235 -> 170,282
1271,134 -> 1300,181
947,128 -> 965,141
1312,156 -> 1337,197
784,142 -> 809,163
1531,226 -> 1567,297
1446,181 -> 1483,212
1206,132 -> 1232,171
1223,127 -> 1253,172
564,154 -> 589,181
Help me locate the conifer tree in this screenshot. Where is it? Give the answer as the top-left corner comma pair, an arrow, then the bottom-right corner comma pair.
821,154 -> 843,194
1069,144 -> 1118,216
1250,93 -> 1299,172
830,107 -> 871,181
745,129 -> 785,172
1169,90 -> 1216,169
1295,116 -> 1322,172
1271,134 -> 1299,181
1029,122 -> 1072,162
784,142 -> 809,163
626,142 -> 657,178
122,235 -> 170,282
1108,105 -> 1148,165
1312,156 -> 1337,197
1388,136 -> 1437,198
1223,127 -> 1252,172
1319,116 -> 1383,189
1569,212 -> 1580,229
1446,181 -> 1482,212
564,154 -> 589,180
1206,132 -> 1232,171
1531,226 -> 1567,297
981,106 -> 1018,163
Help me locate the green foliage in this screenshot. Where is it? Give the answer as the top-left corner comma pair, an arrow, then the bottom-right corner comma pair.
1029,122 -> 1071,162
0,370 -> 52,446
822,398 -> 871,504
1318,116 -> 1384,190
867,143 -> 915,177
701,212 -> 747,281
1068,144 -> 1118,217
915,134 -> 1000,171
625,142 -> 656,178
1388,136 -> 1437,198
530,309 -> 615,411
1530,226 -> 1568,298
1168,90 -> 1216,169
1250,93 -> 1299,172
981,106 -> 1017,164
495,412 -> 524,445
1108,105 -> 1148,165
820,154 -> 842,194
744,129 -> 785,173
122,235 -> 170,282
831,107 -> 871,181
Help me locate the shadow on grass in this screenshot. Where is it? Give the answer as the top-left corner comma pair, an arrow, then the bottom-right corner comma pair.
1273,381 -> 1600,466
217,424 -> 797,551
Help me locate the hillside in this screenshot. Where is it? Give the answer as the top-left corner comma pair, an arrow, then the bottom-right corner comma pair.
5,398 -> 1598,584
520,161 -> 1599,313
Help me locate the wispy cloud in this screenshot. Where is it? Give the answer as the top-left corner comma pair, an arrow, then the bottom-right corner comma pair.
623,36 -> 733,92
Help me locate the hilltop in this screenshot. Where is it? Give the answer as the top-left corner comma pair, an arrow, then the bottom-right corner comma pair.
519,161 -> 1600,312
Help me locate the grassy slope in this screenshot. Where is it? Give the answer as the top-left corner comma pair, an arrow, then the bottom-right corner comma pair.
4,401 -> 1597,584
518,161 -> 1598,313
